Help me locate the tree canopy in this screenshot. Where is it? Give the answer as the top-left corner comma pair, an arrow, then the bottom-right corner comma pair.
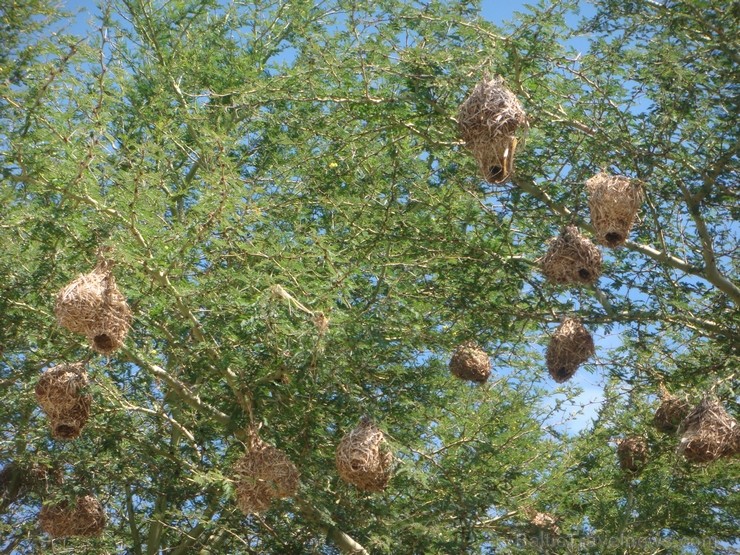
1,0 -> 738,553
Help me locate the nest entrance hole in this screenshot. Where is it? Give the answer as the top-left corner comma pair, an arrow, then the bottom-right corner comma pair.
93,334 -> 114,351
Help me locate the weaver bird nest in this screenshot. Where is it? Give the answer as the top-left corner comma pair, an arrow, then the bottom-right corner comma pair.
540,226 -> 602,286
39,495 -> 106,538
617,436 -> 648,473
336,417 -> 393,492
0,463 -> 62,503
55,259 -> 132,355
546,318 -> 595,383
653,391 -> 690,435
457,76 -> 527,184
35,363 -> 91,440
678,398 -> 739,464
232,433 -> 299,514
529,511 -> 560,536
586,172 -> 644,248
449,341 -> 491,383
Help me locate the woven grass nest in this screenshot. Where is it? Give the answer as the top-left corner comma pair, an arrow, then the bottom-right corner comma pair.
39,495 -> 106,538
55,259 -> 132,355
449,341 -> 491,383
0,463 -> 62,503
232,432 -> 299,514
586,172 -> 644,248
530,511 -> 560,536
540,226 -> 602,286
336,417 -> 393,492
653,390 -> 690,434
546,318 -> 594,383
458,76 -> 527,184
678,397 -> 739,464
617,436 -> 648,473
35,363 -> 91,440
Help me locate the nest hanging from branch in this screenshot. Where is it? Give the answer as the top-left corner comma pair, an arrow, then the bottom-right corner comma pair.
586,172 -> 644,248
539,226 -> 602,286
678,397 -> 739,463
35,363 -> 91,440
457,76 -> 528,184
449,341 -> 491,383
653,390 -> 690,434
617,436 -> 648,473
54,259 -> 132,355
232,432 -> 299,514
336,417 -> 393,492
0,463 -> 62,503
530,511 -> 560,536
39,495 -> 106,538
546,318 -> 595,383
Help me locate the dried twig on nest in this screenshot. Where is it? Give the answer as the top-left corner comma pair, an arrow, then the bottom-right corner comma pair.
35,363 -> 91,440
449,341 -> 491,383
617,436 -> 648,473
546,318 -> 594,383
678,397 -> 739,463
39,495 -> 106,538
586,172 -> 643,248
336,417 -> 393,492
539,225 -> 602,286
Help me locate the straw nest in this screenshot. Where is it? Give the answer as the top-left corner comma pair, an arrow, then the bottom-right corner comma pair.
55,260 -> 132,355
39,495 -> 106,538
586,172 -> 644,248
336,417 -> 393,492
653,391 -> 690,434
617,436 -> 648,473
678,398 -> 739,463
530,511 -> 560,536
457,76 -> 527,184
540,226 -> 602,286
449,341 -> 491,383
0,463 -> 62,502
546,318 -> 594,383
35,363 -> 91,440
232,433 -> 299,514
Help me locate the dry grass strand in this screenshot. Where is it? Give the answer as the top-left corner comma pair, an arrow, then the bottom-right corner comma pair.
539,226 -> 602,286
336,417 -> 393,492
449,341 -> 491,383
586,173 -> 644,247
546,318 -> 595,383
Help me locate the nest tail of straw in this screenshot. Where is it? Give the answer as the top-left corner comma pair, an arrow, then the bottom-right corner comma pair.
35,363 -> 92,440
546,318 -> 595,383
449,341 -> 491,383
39,495 -> 106,538
678,397 -> 739,463
232,432 -> 299,514
586,173 -> 644,248
458,76 -> 527,184
54,260 -> 132,355
336,417 -> 393,492
617,436 -> 648,473
539,226 -> 602,286
653,391 -> 690,434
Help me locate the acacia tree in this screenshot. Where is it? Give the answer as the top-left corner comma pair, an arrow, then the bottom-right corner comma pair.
1,0 -> 737,553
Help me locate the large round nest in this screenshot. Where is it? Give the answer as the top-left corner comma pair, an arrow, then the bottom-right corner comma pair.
35,363 -> 91,440
617,436 -> 648,473
678,397 -> 739,463
546,318 -> 594,383
449,341 -> 491,383
457,76 -> 527,184
39,495 -> 106,538
653,392 -> 690,434
336,417 -> 393,492
540,226 -> 602,286
586,172 -> 644,248
232,434 -> 299,514
54,260 -> 132,355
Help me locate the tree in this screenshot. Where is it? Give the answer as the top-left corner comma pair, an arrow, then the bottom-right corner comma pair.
1,0 -> 737,553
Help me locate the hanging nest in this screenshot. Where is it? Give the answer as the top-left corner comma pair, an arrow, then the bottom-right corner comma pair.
54,259 -> 132,355
457,76 -> 528,184
1,463 -> 62,504
653,390 -> 690,434
546,318 -> 594,383
232,432 -> 299,514
39,494 -> 106,538
529,511 -> 561,536
678,397 -> 739,463
449,341 -> 491,383
586,172 -> 644,248
35,363 -> 91,440
539,226 -> 602,286
336,417 -> 393,492
617,436 -> 648,473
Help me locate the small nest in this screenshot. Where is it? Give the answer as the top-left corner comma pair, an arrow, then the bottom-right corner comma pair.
545,318 -> 594,383
678,397 -> 739,463
336,417 -> 393,492
35,363 -> 91,440
232,433 -> 299,514
653,391 -> 690,434
449,341 -> 491,383
39,495 -> 106,538
586,172 -> 644,248
457,76 -> 527,184
539,225 -> 602,286
530,511 -> 560,536
617,436 -> 648,473
55,259 -> 132,355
